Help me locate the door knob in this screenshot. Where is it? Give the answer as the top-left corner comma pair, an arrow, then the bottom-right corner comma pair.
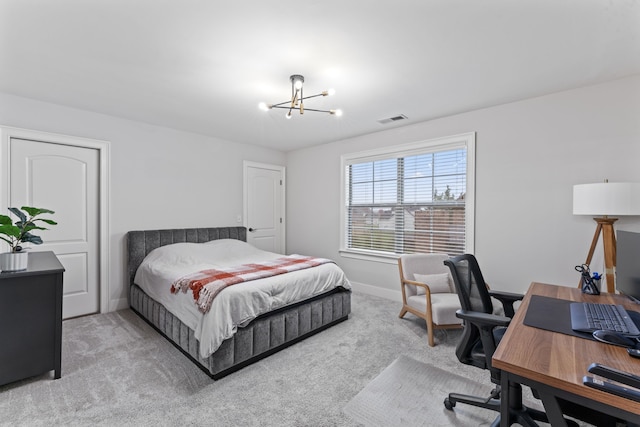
249,228 -> 256,232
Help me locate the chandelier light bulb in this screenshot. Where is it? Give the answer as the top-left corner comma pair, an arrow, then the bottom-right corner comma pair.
286,111 -> 292,119
330,109 -> 343,117
258,102 -> 270,111
327,88 -> 336,96
291,74 -> 304,91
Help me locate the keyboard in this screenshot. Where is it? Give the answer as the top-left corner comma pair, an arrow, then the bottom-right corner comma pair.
570,302 -> 640,336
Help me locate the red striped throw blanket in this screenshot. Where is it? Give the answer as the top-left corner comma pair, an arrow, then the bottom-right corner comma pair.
170,255 -> 333,314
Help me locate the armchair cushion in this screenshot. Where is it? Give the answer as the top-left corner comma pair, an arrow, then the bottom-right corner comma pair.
399,253 -> 452,298
414,272 -> 453,294
407,293 -> 462,325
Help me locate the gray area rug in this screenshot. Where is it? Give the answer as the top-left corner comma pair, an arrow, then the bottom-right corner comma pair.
343,355 -> 497,426
0,292 -> 550,426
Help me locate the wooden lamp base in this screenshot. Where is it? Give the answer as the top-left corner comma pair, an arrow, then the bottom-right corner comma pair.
581,217 -> 618,293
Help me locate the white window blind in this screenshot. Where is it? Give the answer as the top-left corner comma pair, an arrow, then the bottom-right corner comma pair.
342,134 -> 474,257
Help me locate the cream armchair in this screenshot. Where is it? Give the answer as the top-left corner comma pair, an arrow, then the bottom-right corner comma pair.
398,253 -> 462,346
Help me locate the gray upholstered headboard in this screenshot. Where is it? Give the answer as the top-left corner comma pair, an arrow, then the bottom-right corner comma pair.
127,226 -> 247,286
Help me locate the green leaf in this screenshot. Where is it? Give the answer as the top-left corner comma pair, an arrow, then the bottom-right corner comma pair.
21,224 -> 47,232
39,219 -> 58,225
0,224 -> 21,237
8,207 -> 26,222
22,206 -> 55,216
21,232 -> 43,245
0,215 -> 12,225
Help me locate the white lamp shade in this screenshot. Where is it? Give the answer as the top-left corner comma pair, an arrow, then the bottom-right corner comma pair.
573,182 -> 640,216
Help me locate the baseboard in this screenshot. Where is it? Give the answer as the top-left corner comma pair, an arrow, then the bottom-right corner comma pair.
110,297 -> 129,312
350,281 -> 401,302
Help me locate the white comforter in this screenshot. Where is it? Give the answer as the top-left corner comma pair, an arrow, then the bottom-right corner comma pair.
133,239 -> 351,358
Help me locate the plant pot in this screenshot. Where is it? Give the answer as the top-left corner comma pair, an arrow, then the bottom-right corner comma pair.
0,251 -> 28,272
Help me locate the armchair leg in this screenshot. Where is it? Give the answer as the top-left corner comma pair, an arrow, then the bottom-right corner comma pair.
426,320 -> 435,347
399,307 -> 407,318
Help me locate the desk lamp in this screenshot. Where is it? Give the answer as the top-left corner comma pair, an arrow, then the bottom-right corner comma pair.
573,181 -> 640,293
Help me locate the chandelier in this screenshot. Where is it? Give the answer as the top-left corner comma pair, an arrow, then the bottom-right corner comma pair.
259,74 -> 342,119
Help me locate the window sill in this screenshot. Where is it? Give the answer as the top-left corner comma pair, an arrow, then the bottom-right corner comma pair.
338,249 -> 398,265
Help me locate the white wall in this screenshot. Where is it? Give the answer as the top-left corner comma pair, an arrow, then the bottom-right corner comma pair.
0,93 -> 286,311
1,75 -> 638,310
285,75 -> 640,299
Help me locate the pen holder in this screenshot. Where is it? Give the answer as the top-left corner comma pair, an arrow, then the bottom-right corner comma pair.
580,275 -> 600,295
576,264 -> 600,295
592,278 -> 601,292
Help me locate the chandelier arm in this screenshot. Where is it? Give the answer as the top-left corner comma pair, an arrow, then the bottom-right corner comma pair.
303,108 -> 332,113
268,106 -> 334,114
270,100 -> 294,108
290,90 -> 300,108
269,106 -> 331,113
300,92 -> 327,101
299,87 -> 303,114
270,105 -> 295,110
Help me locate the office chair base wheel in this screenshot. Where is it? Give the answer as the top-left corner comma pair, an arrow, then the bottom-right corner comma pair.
444,397 -> 455,410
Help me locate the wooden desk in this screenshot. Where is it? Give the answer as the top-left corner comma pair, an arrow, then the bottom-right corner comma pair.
493,282 -> 640,426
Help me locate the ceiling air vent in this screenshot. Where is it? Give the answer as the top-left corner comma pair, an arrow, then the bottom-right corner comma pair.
378,114 -> 408,124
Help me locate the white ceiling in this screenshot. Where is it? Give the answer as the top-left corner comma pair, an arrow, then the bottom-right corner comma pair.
1,0 -> 639,152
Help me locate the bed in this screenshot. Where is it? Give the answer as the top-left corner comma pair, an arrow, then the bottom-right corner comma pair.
127,226 -> 351,379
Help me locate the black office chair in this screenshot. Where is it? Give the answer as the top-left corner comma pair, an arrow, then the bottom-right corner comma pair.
443,254 -> 547,426
443,254 -> 620,427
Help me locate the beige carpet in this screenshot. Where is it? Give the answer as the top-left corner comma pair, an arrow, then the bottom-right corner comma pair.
0,293 -> 551,426
343,355 -> 498,427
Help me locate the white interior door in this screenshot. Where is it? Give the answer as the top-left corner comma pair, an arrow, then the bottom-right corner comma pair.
9,138 -> 100,319
244,162 -> 285,253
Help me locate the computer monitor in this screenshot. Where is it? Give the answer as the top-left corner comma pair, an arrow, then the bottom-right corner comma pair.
616,230 -> 640,303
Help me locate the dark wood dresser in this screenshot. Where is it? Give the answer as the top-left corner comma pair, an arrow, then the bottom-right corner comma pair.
0,251 -> 65,386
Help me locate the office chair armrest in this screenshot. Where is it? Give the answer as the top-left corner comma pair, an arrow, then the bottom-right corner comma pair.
488,289 -> 523,302
455,309 -> 511,328
488,290 -> 523,318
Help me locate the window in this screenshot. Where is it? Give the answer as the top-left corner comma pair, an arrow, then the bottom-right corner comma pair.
340,133 -> 475,259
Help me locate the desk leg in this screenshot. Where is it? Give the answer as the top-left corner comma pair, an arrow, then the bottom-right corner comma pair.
538,391 -> 568,427
500,372 -> 510,427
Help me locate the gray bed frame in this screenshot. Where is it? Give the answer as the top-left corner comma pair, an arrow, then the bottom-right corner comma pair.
127,226 -> 351,379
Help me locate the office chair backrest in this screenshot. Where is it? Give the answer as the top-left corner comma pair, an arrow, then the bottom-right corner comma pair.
444,254 -> 499,375
445,254 -> 493,315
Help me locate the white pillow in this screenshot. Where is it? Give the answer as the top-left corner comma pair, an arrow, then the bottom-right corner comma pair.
413,272 -> 452,294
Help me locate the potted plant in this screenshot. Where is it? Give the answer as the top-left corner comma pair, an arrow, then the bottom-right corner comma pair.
0,206 -> 57,271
